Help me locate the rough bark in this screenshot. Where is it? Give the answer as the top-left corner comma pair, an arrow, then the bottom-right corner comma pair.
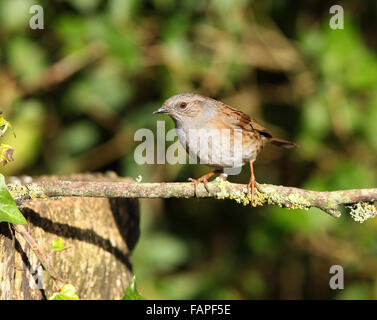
12,178 -> 377,218
0,173 -> 140,300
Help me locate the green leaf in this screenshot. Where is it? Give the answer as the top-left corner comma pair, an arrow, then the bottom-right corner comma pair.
122,276 -> 145,300
0,174 -> 27,224
51,238 -> 70,251
0,144 -> 14,166
1,100 -> 44,175
0,112 -> 14,137
49,284 -> 80,300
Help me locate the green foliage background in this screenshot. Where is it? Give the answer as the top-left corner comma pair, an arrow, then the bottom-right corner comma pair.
0,0 -> 377,299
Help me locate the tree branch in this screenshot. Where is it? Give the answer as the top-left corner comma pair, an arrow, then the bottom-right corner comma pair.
12,224 -> 65,290
9,180 -> 377,220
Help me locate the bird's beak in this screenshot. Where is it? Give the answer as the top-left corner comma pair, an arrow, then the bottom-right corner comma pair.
153,106 -> 169,114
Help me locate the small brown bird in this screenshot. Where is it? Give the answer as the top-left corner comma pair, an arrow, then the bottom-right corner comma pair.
154,93 -> 297,197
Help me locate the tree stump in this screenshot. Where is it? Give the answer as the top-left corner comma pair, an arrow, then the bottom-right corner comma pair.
0,173 -> 140,300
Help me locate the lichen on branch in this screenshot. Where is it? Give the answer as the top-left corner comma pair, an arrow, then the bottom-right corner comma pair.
7,178 -> 377,220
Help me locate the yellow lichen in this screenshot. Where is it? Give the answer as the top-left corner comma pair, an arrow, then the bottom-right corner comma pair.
215,177 -> 230,200
286,193 -> 311,210
215,179 -> 311,211
8,183 -> 29,198
348,202 -> 377,223
26,183 -> 48,199
8,183 -> 47,200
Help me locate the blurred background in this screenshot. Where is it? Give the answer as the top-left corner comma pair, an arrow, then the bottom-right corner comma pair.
1,0 -> 377,299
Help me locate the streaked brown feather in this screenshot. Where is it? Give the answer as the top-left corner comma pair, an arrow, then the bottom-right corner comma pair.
216,101 -> 272,137
215,100 -> 297,148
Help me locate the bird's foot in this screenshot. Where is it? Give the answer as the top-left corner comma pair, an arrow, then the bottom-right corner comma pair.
188,170 -> 221,197
247,179 -> 255,200
247,160 -> 264,202
247,179 -> 263,201
188,177 -> 210,197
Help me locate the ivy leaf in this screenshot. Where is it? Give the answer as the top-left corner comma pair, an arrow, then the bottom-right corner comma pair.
0,174 -> 27,224
0,144 -> 15,166
121,276 -> 145,300
51,237 -> 70,251
49,284 -> 80,300
0,112 -> 15,137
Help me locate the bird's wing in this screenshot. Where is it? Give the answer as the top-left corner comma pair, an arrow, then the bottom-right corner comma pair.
217,102 -> 273,138
249,118 -> 273,138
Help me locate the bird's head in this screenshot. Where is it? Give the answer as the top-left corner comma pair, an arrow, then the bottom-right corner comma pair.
153,93 -> 216,126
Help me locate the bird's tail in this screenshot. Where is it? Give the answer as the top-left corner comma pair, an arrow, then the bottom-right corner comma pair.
270,137 -> 298,149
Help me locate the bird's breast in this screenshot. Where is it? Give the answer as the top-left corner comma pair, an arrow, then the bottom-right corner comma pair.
175,125 -> 265,168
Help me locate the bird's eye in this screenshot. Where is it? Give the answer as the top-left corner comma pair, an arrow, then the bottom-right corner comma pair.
179,102 -> 187,109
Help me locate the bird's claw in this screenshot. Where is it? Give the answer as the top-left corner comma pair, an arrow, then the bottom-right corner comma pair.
188,177 -> 210,197
247,181 -> 255,200
247,179 -> 262,201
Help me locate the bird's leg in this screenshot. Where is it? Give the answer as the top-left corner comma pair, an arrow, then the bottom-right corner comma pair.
247,161 -> 258,199
188,169 -> 222,197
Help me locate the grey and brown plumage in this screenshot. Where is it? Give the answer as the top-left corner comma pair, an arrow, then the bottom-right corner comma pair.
154,93 -> 297,197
